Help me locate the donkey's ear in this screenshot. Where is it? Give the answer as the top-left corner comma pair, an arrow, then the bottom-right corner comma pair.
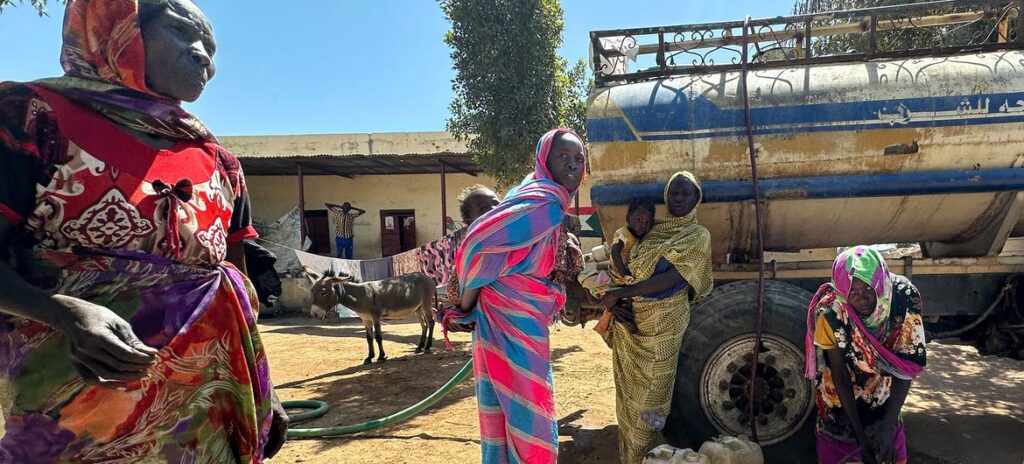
325,276 -> 350,286
302,266 -> 322,282
335,272 -> 355,283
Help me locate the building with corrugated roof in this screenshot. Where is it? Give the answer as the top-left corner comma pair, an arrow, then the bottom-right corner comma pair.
225,131 -> 598,259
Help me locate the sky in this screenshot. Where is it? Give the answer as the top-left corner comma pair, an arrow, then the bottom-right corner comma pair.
1,0 -> 793,136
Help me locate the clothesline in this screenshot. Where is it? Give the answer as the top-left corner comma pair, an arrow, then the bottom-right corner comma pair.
253,231 -> 463,288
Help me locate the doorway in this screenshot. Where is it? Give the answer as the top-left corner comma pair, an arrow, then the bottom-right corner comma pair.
380,210 -> 417,257
303,209 -> 331,255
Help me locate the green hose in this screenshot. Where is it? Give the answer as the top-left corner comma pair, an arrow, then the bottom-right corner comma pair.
282,399 -> 330,423
283,359 -> 473,439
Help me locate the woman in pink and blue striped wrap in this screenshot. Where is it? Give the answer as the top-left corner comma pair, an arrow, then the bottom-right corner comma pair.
452,128 -> 586,463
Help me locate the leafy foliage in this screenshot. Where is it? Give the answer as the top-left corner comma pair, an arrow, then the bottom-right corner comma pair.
560,58 -> 591,144
0,0 -> 63,16
792,0 -> 1009,56
441,0 -> 589,187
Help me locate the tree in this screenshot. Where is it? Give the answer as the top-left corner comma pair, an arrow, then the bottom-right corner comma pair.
792,0 -> 1008,56
0,0 -> 63,16
560,58 -> 591,144
441,0 -> 589,187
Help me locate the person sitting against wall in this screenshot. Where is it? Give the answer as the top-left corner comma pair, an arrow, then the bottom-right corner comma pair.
806,246 -> 927,464
0,0 -> 287,460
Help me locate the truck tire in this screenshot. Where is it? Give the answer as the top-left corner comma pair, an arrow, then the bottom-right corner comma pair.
662,280 -> 816,463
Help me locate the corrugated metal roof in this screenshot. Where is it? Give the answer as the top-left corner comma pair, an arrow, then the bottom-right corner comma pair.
222,132 -> 481,176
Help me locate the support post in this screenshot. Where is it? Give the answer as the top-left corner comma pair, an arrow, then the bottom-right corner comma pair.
440,161 -> 448,236
298,164 -> 307,249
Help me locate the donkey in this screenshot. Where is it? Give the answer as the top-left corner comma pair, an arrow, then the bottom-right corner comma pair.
304,267 -> 436,365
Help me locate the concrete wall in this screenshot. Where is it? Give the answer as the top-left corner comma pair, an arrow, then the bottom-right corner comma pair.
223,131 -> 473,158
248,173 -> 496,259
247,173 -> 600,259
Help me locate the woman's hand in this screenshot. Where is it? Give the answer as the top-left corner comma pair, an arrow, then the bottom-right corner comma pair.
601,290 -> 639,333
866,419 -> 898,463
870,378 -> 911,464
600,290 -> 622,311
442,305 -> 475,333
460,288 -> 481,314
859,445 -> 880,464
445,320 -> 476,333
264,390 -> 289,459
54,295 -> 158,384
610,299 -> 639,334
853,427 -> 880,464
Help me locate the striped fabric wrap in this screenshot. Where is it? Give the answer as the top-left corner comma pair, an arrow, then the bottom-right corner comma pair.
453,128 -> 584,464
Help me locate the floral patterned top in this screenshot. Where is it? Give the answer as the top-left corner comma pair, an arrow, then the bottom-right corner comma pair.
811,274 -> 927,441
0,83 -> 256,271
0,82 -> 269,462
550,227 -> 584,287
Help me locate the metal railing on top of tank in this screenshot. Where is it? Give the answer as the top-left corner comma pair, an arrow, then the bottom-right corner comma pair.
590,0 -> 1023,85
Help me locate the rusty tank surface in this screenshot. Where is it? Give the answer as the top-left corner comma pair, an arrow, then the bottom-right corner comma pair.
586,1 -> 1024,258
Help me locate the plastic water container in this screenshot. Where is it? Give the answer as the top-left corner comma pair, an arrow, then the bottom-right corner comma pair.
590,243 -> 610,263
698,435 -> 764,464
643,445 -> 710,464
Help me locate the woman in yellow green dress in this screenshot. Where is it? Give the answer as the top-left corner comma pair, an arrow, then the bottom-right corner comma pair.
599,171 -> 714,463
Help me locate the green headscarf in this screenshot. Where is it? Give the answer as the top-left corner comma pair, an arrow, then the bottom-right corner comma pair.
831,246 -> 895,333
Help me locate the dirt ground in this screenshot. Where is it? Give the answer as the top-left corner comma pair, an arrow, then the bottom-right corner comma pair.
259,317 -> 1024,464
